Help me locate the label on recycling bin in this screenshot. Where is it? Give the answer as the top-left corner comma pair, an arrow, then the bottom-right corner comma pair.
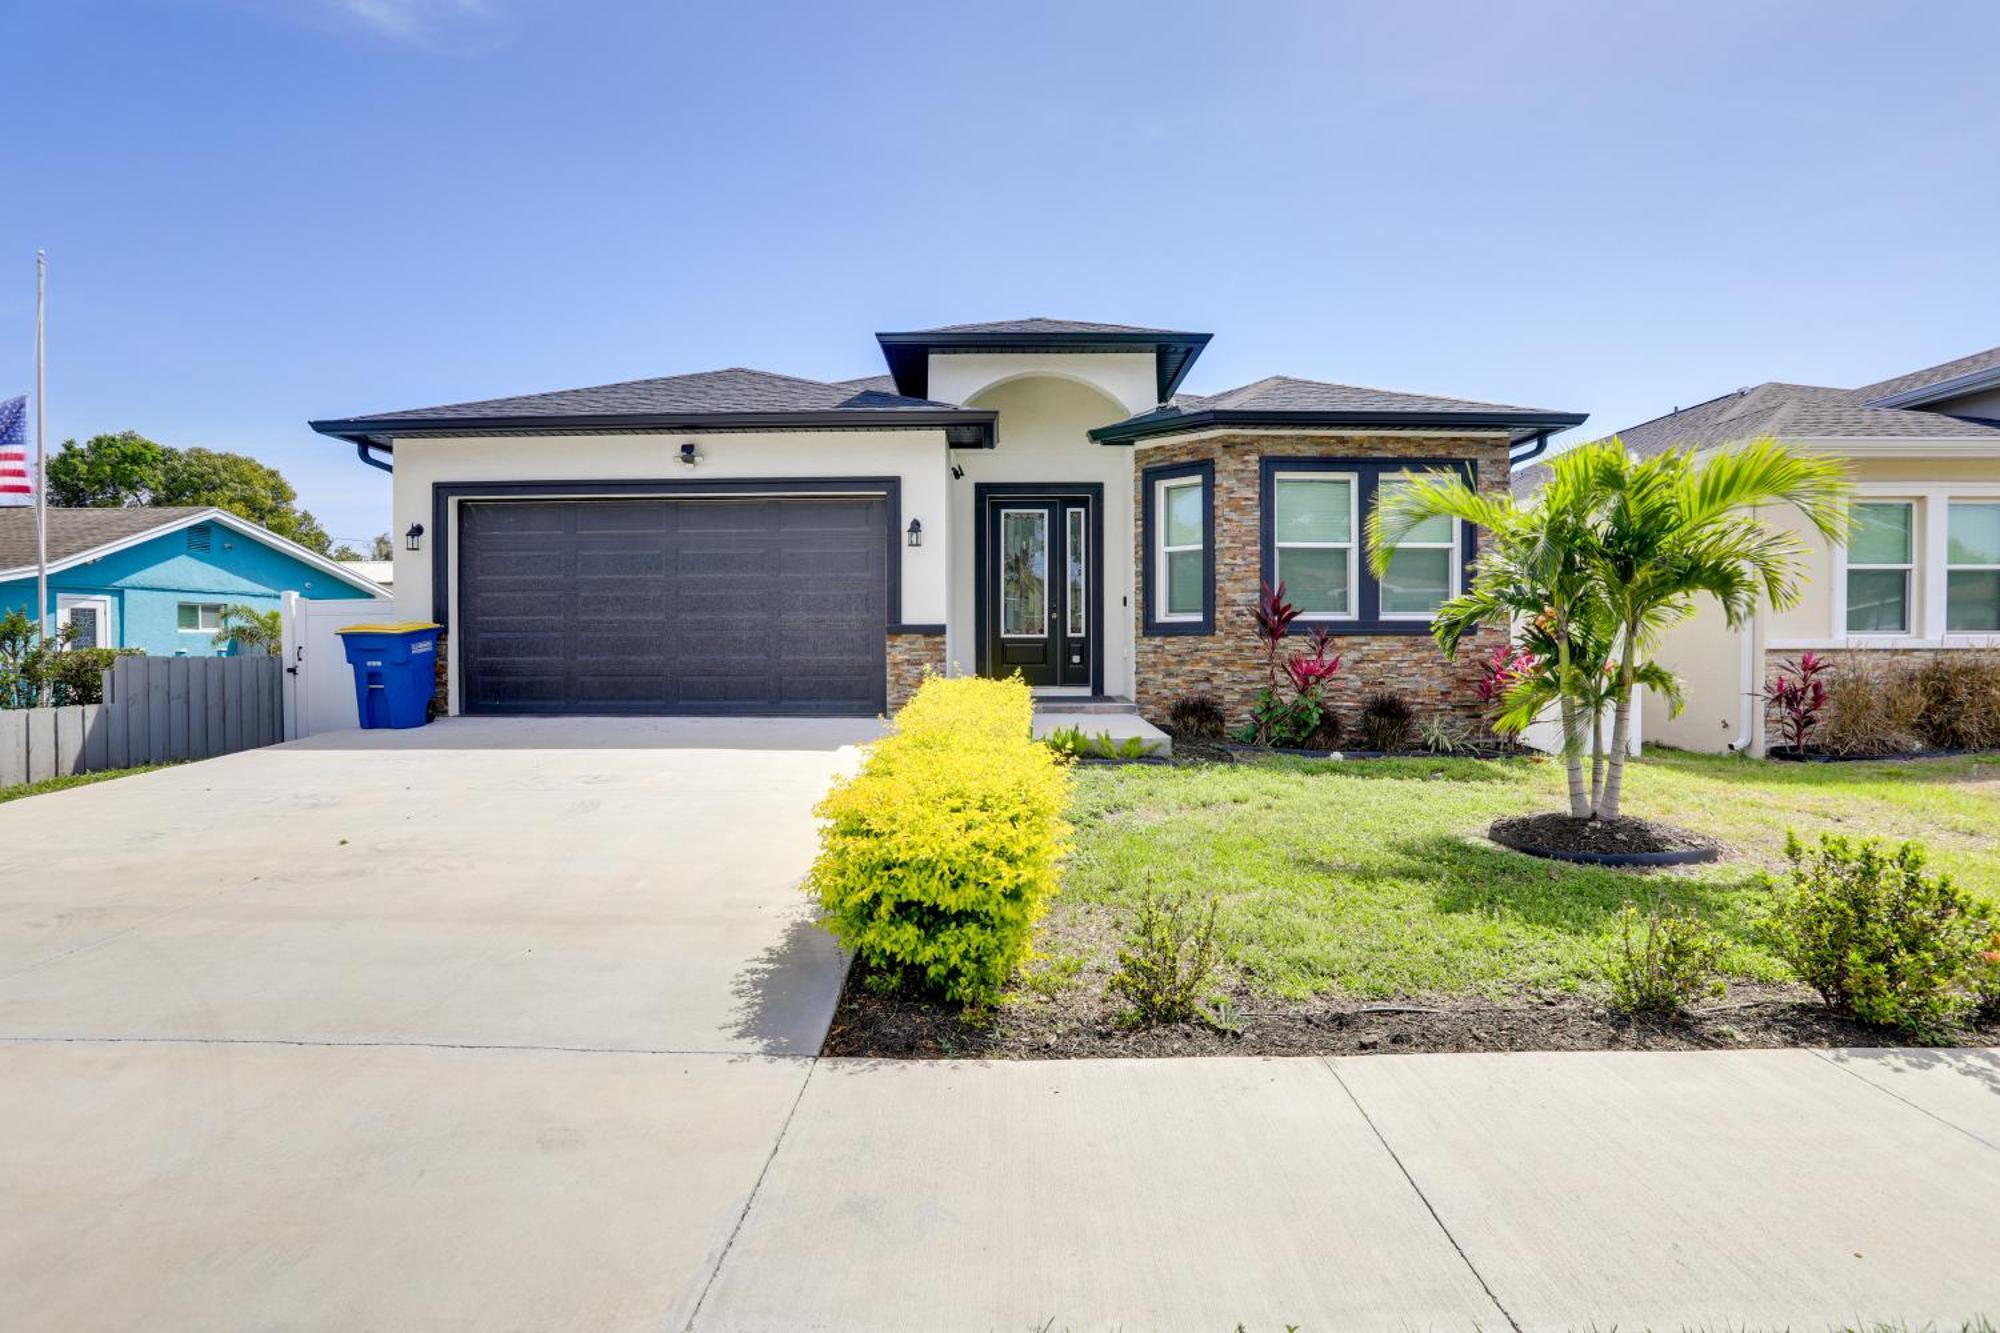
412,641 -> 433,654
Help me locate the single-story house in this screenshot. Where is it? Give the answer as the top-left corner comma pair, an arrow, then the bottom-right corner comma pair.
0,506 -> 388,655
1516,344 -> 2000,755
309,319 -> 1583,723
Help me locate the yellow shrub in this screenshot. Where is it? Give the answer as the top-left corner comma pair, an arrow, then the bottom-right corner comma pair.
807,674 -> 1070,1005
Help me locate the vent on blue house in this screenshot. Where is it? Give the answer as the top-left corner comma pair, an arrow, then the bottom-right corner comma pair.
187,524 -> 212,553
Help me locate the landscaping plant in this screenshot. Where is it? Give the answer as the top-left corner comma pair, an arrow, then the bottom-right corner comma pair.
1908,652 -> 2000,754
1762,650 -> 1831,753
211,604 -> 284,657
1168,693 -> 1227,741
1370,437 -> 1851,821
1355,691 -> 1415,752
807,674 -> 1071,1006
1976,927 -> 2000,1022
1108,887 -> 1222,1027
1607,902 -> 1727,1016
1237,585 -> 1342,748
1819,660 -> 1924,757
1764,831 -> 1992,1040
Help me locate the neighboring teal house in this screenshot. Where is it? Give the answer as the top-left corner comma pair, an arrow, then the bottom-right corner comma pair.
0,506 -> 386,654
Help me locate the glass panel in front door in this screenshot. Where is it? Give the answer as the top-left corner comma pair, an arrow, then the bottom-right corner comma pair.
1000,509 -> 1048,638
1066,508 -> 1086,638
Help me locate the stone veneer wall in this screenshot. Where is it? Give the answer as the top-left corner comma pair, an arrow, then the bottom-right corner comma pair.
887,631 -> 947,712
432,631 -> 450,721
1132,433 -> 1512,731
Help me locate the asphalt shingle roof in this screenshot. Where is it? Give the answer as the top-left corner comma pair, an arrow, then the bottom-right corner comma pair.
0,506 -> 215,572
913,318 -> 1187,335
367,366 -> 969,423
1515,346 -> 2000,492
1854,345 -> 2000,402
1168,374 -> 1567,416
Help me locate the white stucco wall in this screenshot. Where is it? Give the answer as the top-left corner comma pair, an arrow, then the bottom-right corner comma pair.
386,428 -> 952,713
942,374 -> 1137,695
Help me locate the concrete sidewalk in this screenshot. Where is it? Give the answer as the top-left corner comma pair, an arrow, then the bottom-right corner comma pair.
692,1048 -> 2000,1332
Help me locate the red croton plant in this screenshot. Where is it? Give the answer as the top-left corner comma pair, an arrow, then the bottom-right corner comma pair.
1763,650 -> 1832,753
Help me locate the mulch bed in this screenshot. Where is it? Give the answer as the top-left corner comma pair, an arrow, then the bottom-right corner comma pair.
824,973 -> 2000,1060
1489,812 -> 1721,865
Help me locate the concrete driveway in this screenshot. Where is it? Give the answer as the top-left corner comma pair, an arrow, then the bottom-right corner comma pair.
0,717 -> 874,1330
5,720 -> 1998,1330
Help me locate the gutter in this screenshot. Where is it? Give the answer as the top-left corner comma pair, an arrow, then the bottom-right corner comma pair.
309,407 -> 1000,451
355,442 -> 393,473
1508,430 -> 1554,466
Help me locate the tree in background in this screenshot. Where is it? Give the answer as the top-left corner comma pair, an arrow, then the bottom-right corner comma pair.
369,532 -> 393,560
211,604 -> 283,657
46,432 -> 333,554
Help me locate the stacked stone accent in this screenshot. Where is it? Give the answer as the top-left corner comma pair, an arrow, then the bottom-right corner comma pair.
1761,645 -> 1996,681
1131,433 -> 1512,732
431,630 -> 450,721
887,631 -> 947,712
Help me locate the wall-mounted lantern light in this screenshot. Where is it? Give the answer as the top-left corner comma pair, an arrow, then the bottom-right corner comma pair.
680,441 -> 701,468
405,522 -> 425,552
950,464 -> 965,480
906,518 -> 923,548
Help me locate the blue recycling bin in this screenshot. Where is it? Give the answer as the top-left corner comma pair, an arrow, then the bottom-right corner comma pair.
335,622 -> 443,729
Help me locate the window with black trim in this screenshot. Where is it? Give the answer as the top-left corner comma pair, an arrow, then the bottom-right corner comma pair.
1141,459 -> 1213,634
1259,457 -> 1474,634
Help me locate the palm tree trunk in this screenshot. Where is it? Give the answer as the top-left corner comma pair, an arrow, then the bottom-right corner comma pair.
1600,634 -> 1639,820
1554,634 -> 1590,818
1589,710 -> 1606,814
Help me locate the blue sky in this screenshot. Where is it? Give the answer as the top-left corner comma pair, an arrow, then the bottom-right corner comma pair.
1,0 -> 1995,546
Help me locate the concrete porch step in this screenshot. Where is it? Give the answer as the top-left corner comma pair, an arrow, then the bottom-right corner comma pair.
1031,708 -> 1173,757
1029,695 -> 1138,714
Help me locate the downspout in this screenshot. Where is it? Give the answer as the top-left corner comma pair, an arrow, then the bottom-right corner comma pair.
354,441 -> 393,473
1508,430 -> 1553,467
1727,611 -> 1757,752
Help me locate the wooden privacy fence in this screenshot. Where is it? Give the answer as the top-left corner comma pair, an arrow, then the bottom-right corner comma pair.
0,656 -> 284,787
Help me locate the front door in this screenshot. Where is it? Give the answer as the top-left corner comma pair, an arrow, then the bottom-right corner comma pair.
986,496 -> 1092,688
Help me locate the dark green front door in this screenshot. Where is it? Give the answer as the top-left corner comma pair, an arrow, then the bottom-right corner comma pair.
985,496 -> 1091,688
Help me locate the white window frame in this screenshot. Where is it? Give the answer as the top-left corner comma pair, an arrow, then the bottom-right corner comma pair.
1841,498 -> 1916,637
178,601 -> 226,634
1271,470 -> 1358,621
998,507 -> 1049,640
57,594 -> 115,649
1375,471 -> 1462,621
1785,481 -> 2000,651
1945,499 -> 2000,633
1154,476 -> 1206,625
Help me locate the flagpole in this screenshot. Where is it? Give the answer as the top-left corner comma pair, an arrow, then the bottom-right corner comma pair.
34,250 -> 47,637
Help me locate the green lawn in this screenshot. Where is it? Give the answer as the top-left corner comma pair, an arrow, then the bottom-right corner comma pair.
1060,749 -> 2000,1001
0,764 -> 172,806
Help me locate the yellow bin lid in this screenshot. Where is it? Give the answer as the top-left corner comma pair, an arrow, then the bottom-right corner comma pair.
334,622 -> 442,635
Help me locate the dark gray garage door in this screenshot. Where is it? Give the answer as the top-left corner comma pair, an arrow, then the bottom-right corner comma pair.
457,497 -> 888,716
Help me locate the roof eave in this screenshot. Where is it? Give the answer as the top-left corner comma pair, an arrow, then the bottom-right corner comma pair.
309,408 -> 999,450
874,329 -> 1213,402
1088,409 -> 1589,447
1865,363 -> 2000,410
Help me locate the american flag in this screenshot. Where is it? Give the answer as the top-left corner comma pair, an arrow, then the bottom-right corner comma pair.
0,395 -> 29,501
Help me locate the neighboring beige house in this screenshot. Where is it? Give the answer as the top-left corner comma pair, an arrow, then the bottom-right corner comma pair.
1518,346 -> 2000,755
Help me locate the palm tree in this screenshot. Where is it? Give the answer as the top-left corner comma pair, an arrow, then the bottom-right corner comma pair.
1371,438 -> 1851,821
211,604 -> 283,657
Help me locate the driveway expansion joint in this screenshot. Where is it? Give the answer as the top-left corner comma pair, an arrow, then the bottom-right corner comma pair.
682,1056 -> 820,1332
1805,1047 -> 2000,1154
1319,1056 -> 1523,1333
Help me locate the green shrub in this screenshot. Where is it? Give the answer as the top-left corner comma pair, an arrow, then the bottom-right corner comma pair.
46,648 -> 141,706
807,674 -> 1070,1006
1975,927 -> 2000,1022
1764,832 -> 1990,1040
1108,888 -> 1221,1026
1607,902 -> 1728,1016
